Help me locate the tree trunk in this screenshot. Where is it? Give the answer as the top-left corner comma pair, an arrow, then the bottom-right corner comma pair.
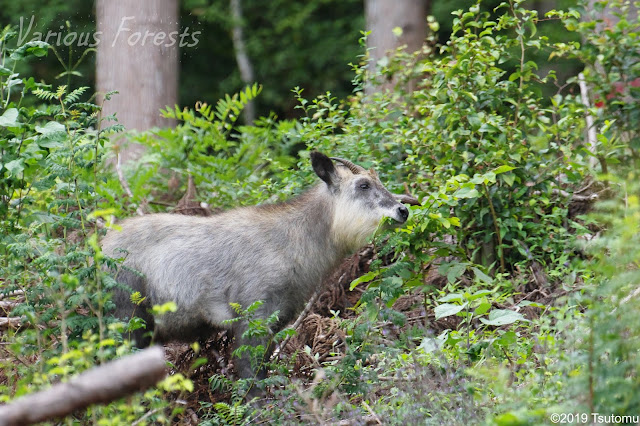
364,0 -> 428,94
96,0 -> 179,164
585,0 -> 638,32
230,0 -> 256,124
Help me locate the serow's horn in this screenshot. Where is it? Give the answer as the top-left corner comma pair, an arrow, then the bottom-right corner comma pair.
330,157 -> 366,174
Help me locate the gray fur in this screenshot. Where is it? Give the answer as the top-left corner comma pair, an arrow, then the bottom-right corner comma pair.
102,152 -> 409,379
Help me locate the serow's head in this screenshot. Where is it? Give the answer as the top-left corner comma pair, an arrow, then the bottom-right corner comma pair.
311,151 -> 413,249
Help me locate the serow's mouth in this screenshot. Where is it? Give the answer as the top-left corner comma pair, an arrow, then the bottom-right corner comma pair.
393,194 -> 420,224
394,205 -> 409,223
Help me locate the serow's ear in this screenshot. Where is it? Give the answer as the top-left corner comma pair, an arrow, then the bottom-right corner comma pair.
311,151 -> 337,186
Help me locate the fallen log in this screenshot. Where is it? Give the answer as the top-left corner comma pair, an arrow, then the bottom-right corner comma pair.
0,346 -> 167,425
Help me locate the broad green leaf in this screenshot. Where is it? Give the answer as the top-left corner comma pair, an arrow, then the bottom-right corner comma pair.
37,139 -> 64,148
36,121 -> 66,136
455,186 -> 480,199
10,41 -> 50,59
448,216 -> 461,227
480,309 -> 527,326
467,114 -> 481,129
439,292 -> 464,303
467,289 -> 493,301
439,217 -> 451,229
496,330 -> 517,346
447,262 -> 466,283
471,171 -> 497,184
435,302 -> 467,320
3,158 -> 24,176
501,173 -> 516,187
474,301 -> 492,315
479,123 -> 498,133
419,332 -> 447,353
470,174 -> 486,184
471,266 -> 493,284
494,165 -> 515,174
438,261 -> 468,284
0,108 -> 18,127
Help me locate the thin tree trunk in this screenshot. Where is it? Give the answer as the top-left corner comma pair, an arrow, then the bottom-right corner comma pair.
230,0 -> 256,123
96,0 -> 179,164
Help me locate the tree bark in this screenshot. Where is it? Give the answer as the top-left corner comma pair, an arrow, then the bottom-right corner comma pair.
230,0 -> 256,123
585,0 -> 638,32
364,0 -> 428,94
0,347 -> 167,425
96,0 -> 179,164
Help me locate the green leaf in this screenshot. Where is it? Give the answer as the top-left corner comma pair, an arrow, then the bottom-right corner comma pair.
438,293 -> 464,303
349,269 -> 381,291
419,332 -> 447,353
494,165 -> 515,175
455,186 -> 480,199
36,121 -> 66,148
480,309 -> 527,326
496,330 -> 517,346
190,357 -> 208,371
501,173 -> 516,187
447,262 -> 466,283
0,108 -> 18,127
435,302 -> 467,320
3,158 -> 24,176
10,41 -> 50,59
518,300 -> 546,309
37,139 -> 64,148
467,114 -> 481,129
479,123 -> 498,133
471,266 -> 493,284
36,121 -> 66,136
474,301 -> 492,315
448,216 -> 461,227
467,289 -> 493,301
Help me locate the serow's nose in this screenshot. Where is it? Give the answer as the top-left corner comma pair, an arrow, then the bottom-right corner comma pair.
397,205 -> 409,222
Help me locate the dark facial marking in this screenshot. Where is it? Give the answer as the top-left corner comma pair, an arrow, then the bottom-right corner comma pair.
356,178 -> 372,191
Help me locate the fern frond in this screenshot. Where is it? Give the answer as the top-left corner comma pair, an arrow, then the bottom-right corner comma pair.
33,88 -> 57,101
55,85 -> 67,99
64,86 -> 88,105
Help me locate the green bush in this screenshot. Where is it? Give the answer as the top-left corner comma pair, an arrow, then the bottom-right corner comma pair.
0,32 -> 190,423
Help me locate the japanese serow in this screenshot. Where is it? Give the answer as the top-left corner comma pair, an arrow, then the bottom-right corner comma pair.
102,152 -> 413,379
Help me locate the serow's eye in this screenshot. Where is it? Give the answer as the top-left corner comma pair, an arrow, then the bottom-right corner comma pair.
359,182 -> 371,190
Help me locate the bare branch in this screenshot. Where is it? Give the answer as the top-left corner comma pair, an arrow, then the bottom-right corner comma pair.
273,291 -> 321,359
578,72 -> 599,169
0,317 -> 21,329
0,290 -> 24,300
0,346 -> 167,425
0,301 -> 19,311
